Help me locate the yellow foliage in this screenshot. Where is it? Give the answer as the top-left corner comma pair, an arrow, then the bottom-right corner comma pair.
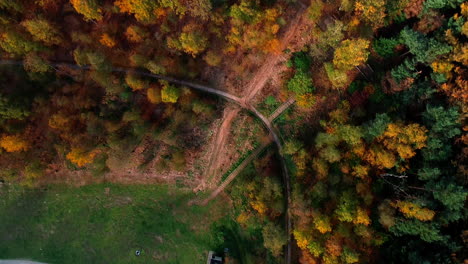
236,212 -> 250,225
352,164 -> 369,178
392,200 -> 436,221
115,0 -> 155,22
293,230 -> 310,250
314,215 -> 332,233
353,208 -> 371,226
333,39 -> 370,71
0,134 -> 29,152
125,74 -> 148,91
379,123 -> 428,160
461,2 -> 468,17
99,33 -> 116,48
296,93 -> 316,108
66,148 -> 97,167
250,200 -> 268,215
70,0 -> 102,21
431,61 -> 453,79
354,0 -> 386,28
361,145 -> 397,169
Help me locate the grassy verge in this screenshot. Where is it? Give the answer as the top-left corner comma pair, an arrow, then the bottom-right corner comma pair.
0,183 -> 228,264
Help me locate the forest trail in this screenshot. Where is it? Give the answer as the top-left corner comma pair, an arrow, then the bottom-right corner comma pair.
198,107 -> 240,190
201,5 -> 306,191
242,6 -> 307,103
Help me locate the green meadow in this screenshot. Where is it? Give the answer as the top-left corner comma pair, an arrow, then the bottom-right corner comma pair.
0,184 -> 229,264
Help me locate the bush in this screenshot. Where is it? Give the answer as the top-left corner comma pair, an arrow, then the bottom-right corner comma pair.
287,71 -> 314,95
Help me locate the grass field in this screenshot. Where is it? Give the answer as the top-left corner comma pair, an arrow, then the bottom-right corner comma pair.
0,183 -> 229,264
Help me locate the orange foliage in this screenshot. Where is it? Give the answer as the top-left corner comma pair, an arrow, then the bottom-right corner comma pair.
66,148 -> 97,167
99,33 -> 116,48
250,200 -> 268,215
0,134 -> 29,152
299,250 -> 318,264
293,230 -> 310,250
325,236 -> 342,257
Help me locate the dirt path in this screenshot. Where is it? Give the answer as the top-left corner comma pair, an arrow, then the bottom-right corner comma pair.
196,107 -> 240,191
243,7 -> 306,102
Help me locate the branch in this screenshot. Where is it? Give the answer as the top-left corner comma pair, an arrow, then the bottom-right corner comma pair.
380,173 -> 408,179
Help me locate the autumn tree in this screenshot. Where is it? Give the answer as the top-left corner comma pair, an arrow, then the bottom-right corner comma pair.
66,148 -> 97,167
160,82 -> 180,103
0,134 -> 29,152
115,0 -> 158,23
392,200 -> 436,221
70,0 -> 102,21
99,33 -> 116,48
262,222 -> 287,257
0,31 -> 41,55
24,53 -> 51,73
21,18 -> 62,45
125,25 -> 148,43
354,0 -> 386,29
333,39 -> 370,72
167,24 -> 208,57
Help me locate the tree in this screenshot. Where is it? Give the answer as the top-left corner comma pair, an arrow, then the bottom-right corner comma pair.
161,82 -> 180,103
324,63 -> 349,89
390,219 -> 444,242
125,25 -> 148,43
24,53 -> 51,73
115,0 -> 158,23
363,113 -> 391,141
0,0 -> 22,11
287,71 -> 314,95
341,247 -> 359,263
335,192 -> 357,223
373,38 -> 400,58
70,0 -> 102,21
203,51 -> 222,66
125,74 -> 148,91
399,28 -> 452,63
262,222 -> 287,257
314,214 -> 332,233
333,39 -> 370,72
0,95 -> 30,121
0,31 -> 41,55
354,0 -> 386,29
0,134 -> 29,152
167,26 -> 208,57
66,148 -> 97,167
21,18 -> 62,45
378,122 -> 428,160
147,86 -> 161,104
392,200 -> 436,221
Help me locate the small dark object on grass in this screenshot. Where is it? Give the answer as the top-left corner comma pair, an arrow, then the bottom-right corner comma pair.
135,250 -> 141,256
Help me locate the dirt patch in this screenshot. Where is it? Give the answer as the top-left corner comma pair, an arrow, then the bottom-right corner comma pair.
194,106 -> 240,191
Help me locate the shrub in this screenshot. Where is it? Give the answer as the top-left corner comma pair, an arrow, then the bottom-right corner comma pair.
287,71 -> 314,95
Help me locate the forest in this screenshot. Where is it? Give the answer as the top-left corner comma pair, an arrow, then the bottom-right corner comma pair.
0,0 -> 466,263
